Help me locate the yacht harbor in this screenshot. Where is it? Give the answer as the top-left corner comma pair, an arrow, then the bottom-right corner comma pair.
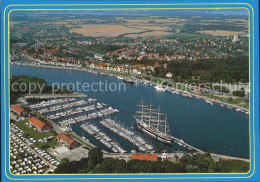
27,97 -> 119,127
80,122 -> 126,153
100,119 -> 154,152
13,64 -> 250,158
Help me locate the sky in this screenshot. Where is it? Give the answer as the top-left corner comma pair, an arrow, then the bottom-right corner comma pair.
11,9 -> 248,17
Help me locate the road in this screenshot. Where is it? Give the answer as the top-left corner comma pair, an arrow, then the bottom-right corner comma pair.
210,153 -> 250,162
104,152 -> 249,162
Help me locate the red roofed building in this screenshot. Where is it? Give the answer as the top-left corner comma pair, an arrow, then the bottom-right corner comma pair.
57,133 -> 78,149
131,154 -> 158,161
28,116 -> 51,133
11,105 -> 28,117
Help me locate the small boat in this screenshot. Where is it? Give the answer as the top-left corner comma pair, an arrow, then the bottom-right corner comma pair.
117,76 -> 124,80
182,93 -> 192,99
124,78 -> 135,84
205,99 -> 213,105
177,142 -> 183,147
154,85 -> 166,92
220,104 -> 225,107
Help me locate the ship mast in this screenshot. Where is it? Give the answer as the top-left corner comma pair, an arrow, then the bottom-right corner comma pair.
134,100 -> 171,137
149,102 -> 152,127
165,114 -> 167,134
157,105 -> 160,133
141,99 -> 144,122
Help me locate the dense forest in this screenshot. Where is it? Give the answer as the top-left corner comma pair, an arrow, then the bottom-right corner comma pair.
10,75 -> 72,104
154,57 -> 249,83
53,148 -> 249,174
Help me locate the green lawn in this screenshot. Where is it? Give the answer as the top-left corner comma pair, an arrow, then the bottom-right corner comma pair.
201,93 -> 225,101
15,120 -> 56,140
243,104 -> 249,109
35,139 -> 59,150
201,94 -> 249,109
227,98 -> 244,105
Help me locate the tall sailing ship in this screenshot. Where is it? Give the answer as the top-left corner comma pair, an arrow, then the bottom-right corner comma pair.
133,100 -> 173,144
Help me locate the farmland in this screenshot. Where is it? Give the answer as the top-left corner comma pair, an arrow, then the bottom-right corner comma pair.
196,30 -> 245,36
69,24 -> 144,37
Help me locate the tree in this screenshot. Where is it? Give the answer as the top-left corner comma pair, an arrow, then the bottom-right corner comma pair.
233,90 -> 245,97
53,153 -> 249,174
87,147 -> 103,170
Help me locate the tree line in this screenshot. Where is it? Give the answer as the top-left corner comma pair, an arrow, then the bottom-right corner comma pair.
53,148 -> 249,174
10,75 -> 72,104
154,57 -> 249,83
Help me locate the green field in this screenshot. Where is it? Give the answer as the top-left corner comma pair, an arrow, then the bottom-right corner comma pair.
15,120 -> 58,149
36,139 -> 58,150
201,93 -> 225,101
162,33 -> 212,41
15,120 -> 55,139
227,98 -> 246,106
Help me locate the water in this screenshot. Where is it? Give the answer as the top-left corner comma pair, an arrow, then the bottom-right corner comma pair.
11,64 -> 249,158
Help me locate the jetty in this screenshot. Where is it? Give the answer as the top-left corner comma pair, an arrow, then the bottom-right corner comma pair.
100,119 -> 154,152
24,92 -> 87,98
81,122 -> 126,153
171,135 -> 204,153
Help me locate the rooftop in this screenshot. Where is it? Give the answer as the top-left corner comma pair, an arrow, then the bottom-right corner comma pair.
12,105 -> 26,114
28,116 -> 49,129
131,153 -> 158,161
57,133 -> 77,145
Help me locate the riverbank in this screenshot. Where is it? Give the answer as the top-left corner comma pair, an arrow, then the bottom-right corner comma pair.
12,62 -> 249,114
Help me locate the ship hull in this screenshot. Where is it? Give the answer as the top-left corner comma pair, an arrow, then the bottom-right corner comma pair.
137,123 -> 172,144
123,79 -> 135,84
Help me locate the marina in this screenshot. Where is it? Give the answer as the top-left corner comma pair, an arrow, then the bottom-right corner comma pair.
100,119 -> 154,152
81,122 -> 126,153
26,97 -> 119,127
12,64 -> 250,158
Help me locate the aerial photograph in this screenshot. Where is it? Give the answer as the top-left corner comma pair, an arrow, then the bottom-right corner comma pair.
9,9 -> 250,174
